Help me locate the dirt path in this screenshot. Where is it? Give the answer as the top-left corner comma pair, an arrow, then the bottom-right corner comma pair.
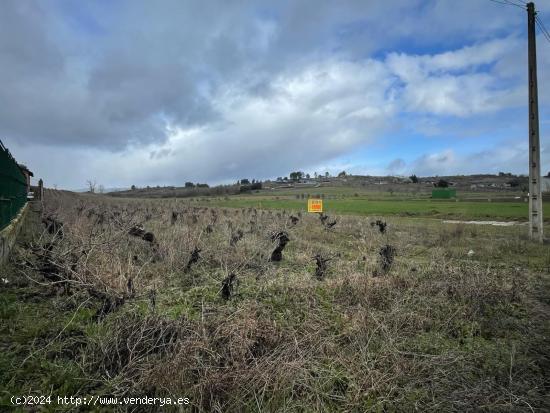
442,219 -> 527,227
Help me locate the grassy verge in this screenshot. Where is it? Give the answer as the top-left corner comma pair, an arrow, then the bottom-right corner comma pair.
189,196 -> 548,221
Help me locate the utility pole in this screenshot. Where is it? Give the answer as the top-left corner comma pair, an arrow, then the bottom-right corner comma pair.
527,2 -> 543,243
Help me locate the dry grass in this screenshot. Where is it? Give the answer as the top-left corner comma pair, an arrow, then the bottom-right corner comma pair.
1,189 -> 549,412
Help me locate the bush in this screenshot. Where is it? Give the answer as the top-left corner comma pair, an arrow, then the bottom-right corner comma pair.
239,182 -> 262,193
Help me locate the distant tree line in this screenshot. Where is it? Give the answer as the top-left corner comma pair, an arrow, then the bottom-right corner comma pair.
273,170 -> 348,182
185,182 -> 209,188
237,178 -> 263,192
118,183 -> 241,198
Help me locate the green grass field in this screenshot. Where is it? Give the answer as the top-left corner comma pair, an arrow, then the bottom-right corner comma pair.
191,195 -> 548,221
235,186 -> 525,200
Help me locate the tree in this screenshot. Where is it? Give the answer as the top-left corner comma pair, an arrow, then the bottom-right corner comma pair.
131,185 -> 136,190
240,179 -> 250,185
306,173 -> 310,179
435,179 -> 449,188
325,172 -> 330,178
409,174 -> 419,183
314,172 -> 318,178
98,184 -> 105,194
276,177 -> 283,182
185,182 -> 195,188
239,182 -> 262,193
338,171 -> 347,177
86,179 -> 96,193
196,183 -> 209,188
289,171 -> 304,181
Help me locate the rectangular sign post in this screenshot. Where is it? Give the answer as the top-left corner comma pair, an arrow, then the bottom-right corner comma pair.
308,199 -> 323,213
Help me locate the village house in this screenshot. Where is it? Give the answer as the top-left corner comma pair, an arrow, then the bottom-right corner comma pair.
17,164 -> 33,193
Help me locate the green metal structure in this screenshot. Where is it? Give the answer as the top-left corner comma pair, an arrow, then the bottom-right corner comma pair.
0,140 -> 27,231
431,188 -> 457,199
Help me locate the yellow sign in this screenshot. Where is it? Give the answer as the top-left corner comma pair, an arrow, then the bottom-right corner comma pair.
308,199 -> 323,213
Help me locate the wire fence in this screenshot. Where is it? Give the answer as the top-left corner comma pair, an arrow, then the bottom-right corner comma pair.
0,140 -> 27,231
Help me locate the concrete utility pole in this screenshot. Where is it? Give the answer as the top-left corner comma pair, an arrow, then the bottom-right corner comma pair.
527,2 -> 543,243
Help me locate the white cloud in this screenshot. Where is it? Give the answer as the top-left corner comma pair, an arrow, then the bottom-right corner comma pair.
118,59 -> 397,186
386,37 -> 525,116
410,149 -> 458,175
407,141 -> 550,177
387,158 -> 407,174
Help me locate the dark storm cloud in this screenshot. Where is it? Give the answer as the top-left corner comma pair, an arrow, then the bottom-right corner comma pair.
0,1 -> 223,150
1,0 -> 526,149
2,0 -> 547,188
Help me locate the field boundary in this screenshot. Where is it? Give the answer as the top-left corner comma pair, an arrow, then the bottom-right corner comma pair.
0,202 -> 29,265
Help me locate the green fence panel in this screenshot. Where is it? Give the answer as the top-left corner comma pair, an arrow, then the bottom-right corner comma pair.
431,188 -> 457,199
0,140 -> 27,231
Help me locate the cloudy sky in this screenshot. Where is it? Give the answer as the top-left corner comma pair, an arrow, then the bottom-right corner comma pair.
2,0 -> 550,189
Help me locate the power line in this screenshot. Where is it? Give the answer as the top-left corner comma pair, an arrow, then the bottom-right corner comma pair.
487,0 -> 526,9
504,0 -> 527,7
487,0 -> 550,44
536,16 -> 550,38
535,15 -> 550,43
